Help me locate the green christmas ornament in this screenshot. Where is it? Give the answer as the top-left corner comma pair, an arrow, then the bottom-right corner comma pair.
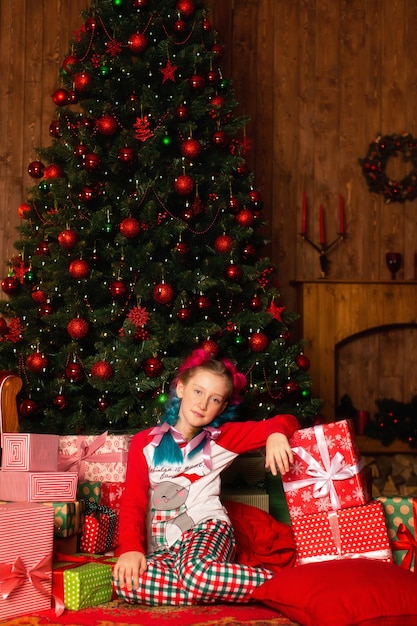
103,222 -> 113,234
157,392 -> 168,405
99,65 -> 110,77
234,334 -> 244,346
112,0 -> 123,7
39,181 -> 50,193
301,388 -> 311,399
23,270 -> 35,284
162,134 -> 172,147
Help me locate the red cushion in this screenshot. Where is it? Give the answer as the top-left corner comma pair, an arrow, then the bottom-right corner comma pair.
225,500 -> 297,573
252,559 -> 417,626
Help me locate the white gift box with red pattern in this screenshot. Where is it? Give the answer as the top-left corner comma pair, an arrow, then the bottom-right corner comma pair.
58,431 -> 132,482
0,470 -> 78,502
282,420 -> 370,521
1,433 -> 59,472
291,499 -> 392,565
0,502 -> 54,620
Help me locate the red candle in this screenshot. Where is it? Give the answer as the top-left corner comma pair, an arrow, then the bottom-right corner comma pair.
339,194 -> 345,234
319,204 -> 325,244
301,192 -> 307,235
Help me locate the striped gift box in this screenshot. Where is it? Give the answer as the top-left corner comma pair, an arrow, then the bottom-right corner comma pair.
1,433 -> 59,472
0,470 -> 78,502
0,502 -> 54,620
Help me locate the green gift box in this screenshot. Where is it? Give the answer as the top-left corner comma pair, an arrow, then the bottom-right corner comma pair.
50,500 -> 86,538
376,495 -> 416,570
77,481 -> 101,503
53,554 -> 115,610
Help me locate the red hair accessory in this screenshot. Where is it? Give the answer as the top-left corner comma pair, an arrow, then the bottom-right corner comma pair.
176,349 -> 247,405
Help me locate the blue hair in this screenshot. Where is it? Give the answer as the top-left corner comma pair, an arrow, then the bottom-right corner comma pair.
152,391 -> 240,466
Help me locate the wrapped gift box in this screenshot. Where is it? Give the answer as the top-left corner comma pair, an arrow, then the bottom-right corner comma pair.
0,470 -> 78,502
47,501 -> 86,538
79,504 -> 120,554
100,481 -> 125,511
0,502 -> 54,621
53,554 -> 116,610
58,432 -> 132,482
377,495 -> 416,570
291,499 -> 392,565
1,433 -> 59,472
282,420 -> 370,520
77,481 -> 101,503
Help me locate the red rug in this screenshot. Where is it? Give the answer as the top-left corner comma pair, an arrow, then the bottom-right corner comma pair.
1,599 -> 297,626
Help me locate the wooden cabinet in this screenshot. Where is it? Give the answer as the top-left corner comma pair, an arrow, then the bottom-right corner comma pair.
293,280 -> 417,423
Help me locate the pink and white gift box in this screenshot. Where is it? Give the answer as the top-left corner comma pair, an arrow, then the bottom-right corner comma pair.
1,433 -> 59,472
282,420 -> 370,521
0,470 -> 78,502
58,431 -> 132,482
291,499 -> 392,565
0,502 -> 54,620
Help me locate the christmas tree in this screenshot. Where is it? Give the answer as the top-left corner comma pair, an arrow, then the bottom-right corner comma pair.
0,0 -> 320,435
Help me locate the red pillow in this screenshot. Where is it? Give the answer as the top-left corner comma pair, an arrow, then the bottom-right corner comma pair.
252,559 -> 417,626
224,500 -> 297,573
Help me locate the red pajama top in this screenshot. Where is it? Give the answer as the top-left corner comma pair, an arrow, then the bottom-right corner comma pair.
117,413 -> 299,556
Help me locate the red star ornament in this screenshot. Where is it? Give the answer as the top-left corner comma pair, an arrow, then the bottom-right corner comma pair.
159,59 -> 178,84
266,300 -> 285,322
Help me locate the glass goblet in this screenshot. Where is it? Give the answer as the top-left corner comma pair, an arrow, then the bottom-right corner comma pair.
385,252 -> 402,280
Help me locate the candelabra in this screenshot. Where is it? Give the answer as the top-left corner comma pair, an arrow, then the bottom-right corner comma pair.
300,232 -> 346,278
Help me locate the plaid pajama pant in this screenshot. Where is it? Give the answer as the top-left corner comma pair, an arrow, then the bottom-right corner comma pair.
113,519 -> 273,606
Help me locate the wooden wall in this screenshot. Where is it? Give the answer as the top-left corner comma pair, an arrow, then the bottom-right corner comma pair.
1,0 -> 417,416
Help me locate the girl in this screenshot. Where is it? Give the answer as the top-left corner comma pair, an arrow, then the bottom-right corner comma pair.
113,349 -> 299,606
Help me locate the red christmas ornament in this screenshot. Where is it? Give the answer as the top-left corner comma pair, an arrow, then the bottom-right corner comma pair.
203,18 -> 212,32
189,74 -> 205,91
62,54 -> 79,74
295,353 -> 311,371
249,189 -> 263,204
52,88 -> 69,106
181,138 -> 201,160
174,242 -> 190,256
18,202 -> 31,219
235,208 -> 254,227
64,361 -> 84,383
91,360 -> 113,380
175,105 -> 189,120
248,331 -> 269,352
118,146 -> 135,163
97,397 -> 108,411
78,186 -> 95,203
0,317 -> 8,335
176,306 -> 192,322
36,241 -> 50,256
235,162 -> 249,177
176,0 -> 195,18
211,42 -> 225,60
38,303 -> 53,317
200,339 -> 218,356
26,352 -> 48,373
128,33 -> 148,54
212,130 -> 228,147
109,280 -> 127,300
206,70 -> 219,85
1,276 -> 20,295
43,164 -> 63,179
49,120 -> 61,138
58,229 -> 78,250
285,380 -> 299,395
96,114 -> 118,135
69,259 -> 90,279
74,71 -> 91,92
196,294 -> 211,311
174,18 -> 186,33
19,399 -> 40,418
174,174 -> 194,195
210,94 -> 224,110
73,144 -> 87,158
249,295 -> 263,312
153,282 -> 174,304
225,263 -> 242,281
143,356 -> 164,377
85,17 -> 97,32
53,394 -> 66,409
84,153 -> 101,172
67,318 -> 89,339
120,216 -> 140,238
28,161 -> 44,178
241,243 -> 256,261
67,90 -> 79,105
31,287 -> 47,303
132,0 -> 149,7
214,234 -> 233,254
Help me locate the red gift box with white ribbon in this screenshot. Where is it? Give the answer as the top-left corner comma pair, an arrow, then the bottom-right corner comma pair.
291,499 -> 392,565
0,502 -> 54,621
282,419 -> 371,521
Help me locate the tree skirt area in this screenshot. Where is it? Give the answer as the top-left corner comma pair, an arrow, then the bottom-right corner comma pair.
1,599 -> 298,626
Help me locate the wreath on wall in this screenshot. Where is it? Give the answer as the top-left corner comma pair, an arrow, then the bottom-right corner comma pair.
359,132 -> 417,203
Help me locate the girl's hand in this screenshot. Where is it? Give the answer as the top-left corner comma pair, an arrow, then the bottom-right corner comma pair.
265,432 -> 294,476
113,551 -> 147,591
